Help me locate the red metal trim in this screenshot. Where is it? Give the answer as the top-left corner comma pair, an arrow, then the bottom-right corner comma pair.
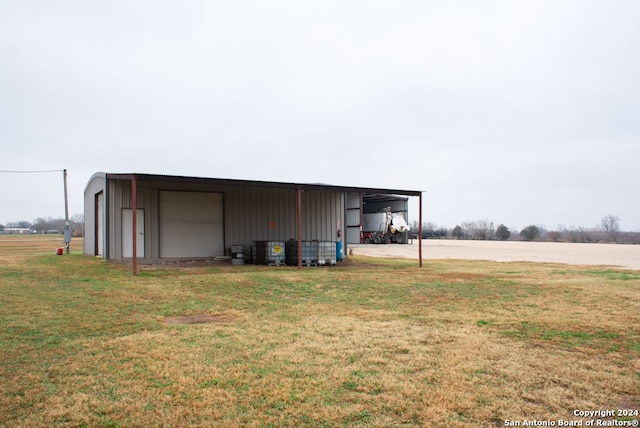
132,175 -> 137,276
105,172 -> 422,197
419,192 -> 423,268
297,186 -> 302,269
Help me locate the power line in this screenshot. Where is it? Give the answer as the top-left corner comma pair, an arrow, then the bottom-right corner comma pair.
0,169 -> 64,173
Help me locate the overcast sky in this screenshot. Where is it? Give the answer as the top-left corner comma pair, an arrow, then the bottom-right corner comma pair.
1,1 -> 639,231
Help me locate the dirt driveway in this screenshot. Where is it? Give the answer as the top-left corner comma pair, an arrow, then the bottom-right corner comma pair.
349,240 -> 640,270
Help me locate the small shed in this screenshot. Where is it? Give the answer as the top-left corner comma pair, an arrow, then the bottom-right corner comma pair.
83,172 -> 423,270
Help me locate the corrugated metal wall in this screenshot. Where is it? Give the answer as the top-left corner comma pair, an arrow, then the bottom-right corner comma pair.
301,190 -> 343,243
225,186 -> 343,246
96,192 -> 104,256
225,186 -> 298,244
83,173 -> 106,256
346,193 -> 362,244
104,179 -> 344,260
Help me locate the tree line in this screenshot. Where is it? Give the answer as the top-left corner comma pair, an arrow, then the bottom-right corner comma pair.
3,214 -> 637,244
411,215 -> 640,244
0,215 -> 84,237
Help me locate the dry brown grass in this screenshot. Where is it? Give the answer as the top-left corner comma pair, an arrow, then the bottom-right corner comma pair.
1,237 -> 639,427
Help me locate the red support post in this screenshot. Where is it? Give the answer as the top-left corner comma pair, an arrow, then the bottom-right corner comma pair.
132,175 -> 137,276
418,192 -> 423,268
297,186 -> 302,269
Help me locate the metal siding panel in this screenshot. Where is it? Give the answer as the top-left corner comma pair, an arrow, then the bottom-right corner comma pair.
347,228 -> 361,244
146,188 -> 158,260
300,191 -> 342,241
233,186 -> 295,243
313,192 -> 319,240
256,188 -> 264,240
96,192 -> 104,256
324,192 -> 332,242
316,192 -> 322,239
335,192 -> 343,242
238,189 -> 250,245
271,189 -> 278,240
336,193 -> 341,240
321,192 -> 328,241
346,209 -> 360,226
223,190 -> 236,251
225,187 -> 262,250
159,191 -> 224,257
83,174 -> 106,256
340,194 -> 345,239
316,193 -> 322,240
257,188 -> 265,240
271,188 -> 279,241
280,188 -> 289,240
107,180 -> 121,259
267,189 -> 275,241
346,192 -> 362,245
346,193 -> 361,209
325,193 -> 331,240
309,192 -> 315,240
323,193 -> 328,239
302,192 -> 312,240
109,180 -> 127,260
232,190 -> 241,247
288,189 -> 296,240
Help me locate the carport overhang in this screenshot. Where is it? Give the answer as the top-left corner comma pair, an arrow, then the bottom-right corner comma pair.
105,173 -> 424,274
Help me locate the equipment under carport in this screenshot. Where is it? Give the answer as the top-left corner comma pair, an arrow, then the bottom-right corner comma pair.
361,208 -> 410,244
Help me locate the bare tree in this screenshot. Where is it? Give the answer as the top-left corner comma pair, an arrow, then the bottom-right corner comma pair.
474,219 -> 495,240
459,220 -> 496,240
71,213 -> 84,236
600,214 -> 620,243
545,230 -> 562,242
567,226 -> 599,243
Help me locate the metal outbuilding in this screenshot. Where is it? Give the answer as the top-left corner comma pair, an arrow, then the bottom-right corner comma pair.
83,172 -> 423,273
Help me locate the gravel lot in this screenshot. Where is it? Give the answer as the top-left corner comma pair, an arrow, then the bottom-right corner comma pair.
349,240 -> 640,270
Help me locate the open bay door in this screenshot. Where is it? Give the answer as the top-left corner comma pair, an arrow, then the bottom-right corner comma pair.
159,191 -> 224,258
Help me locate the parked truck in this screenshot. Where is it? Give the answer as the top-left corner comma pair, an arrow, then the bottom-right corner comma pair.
361,208 -> 410,244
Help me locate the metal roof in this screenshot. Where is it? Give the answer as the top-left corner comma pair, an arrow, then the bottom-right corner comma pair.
104,172 -> 422,197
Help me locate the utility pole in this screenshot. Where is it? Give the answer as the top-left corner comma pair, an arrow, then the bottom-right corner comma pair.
63,169 -> 71,254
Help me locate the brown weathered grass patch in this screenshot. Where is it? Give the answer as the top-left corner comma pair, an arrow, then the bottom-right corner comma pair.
1,238 -> 639,426
163,312 -> 236,325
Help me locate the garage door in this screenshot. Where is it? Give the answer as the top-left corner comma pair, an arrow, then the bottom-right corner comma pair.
159,191 -> 224,258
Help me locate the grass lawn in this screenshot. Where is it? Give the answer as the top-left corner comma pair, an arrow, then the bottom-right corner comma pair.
1,237 -> 639,427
